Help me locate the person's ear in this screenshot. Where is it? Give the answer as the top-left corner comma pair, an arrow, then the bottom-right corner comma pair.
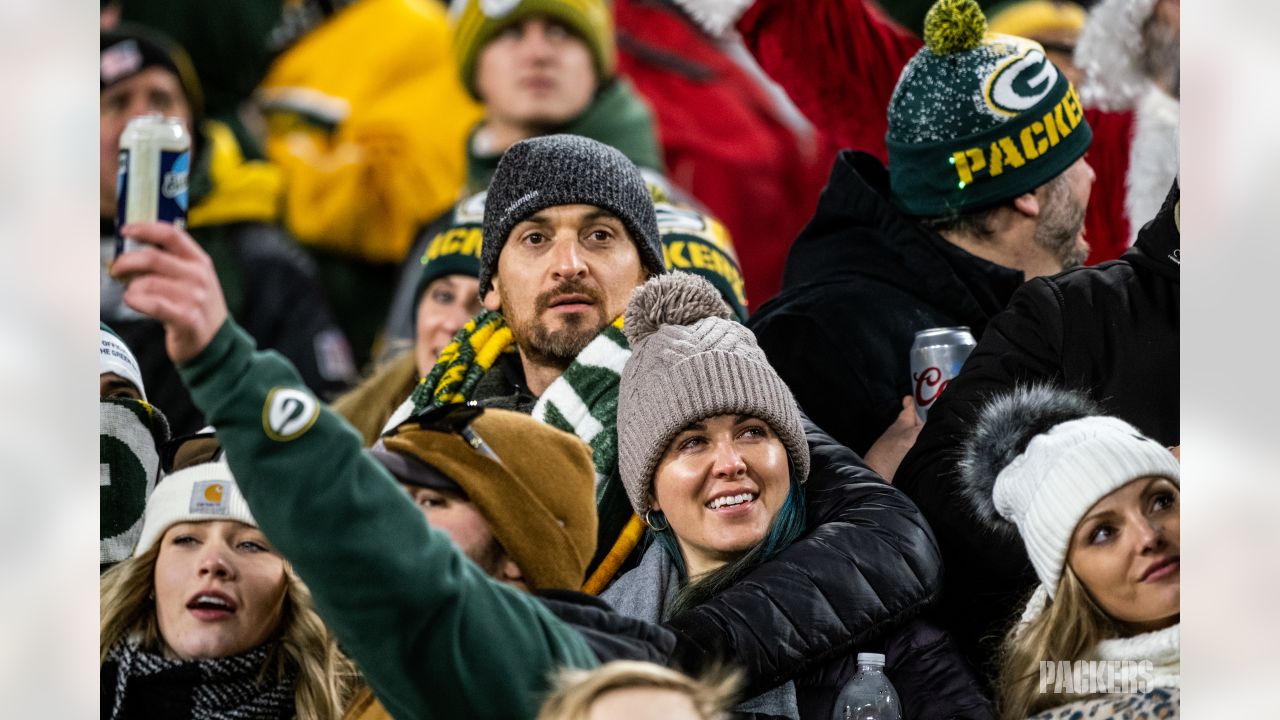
647,492 -> 661,513
498,557 -> 529,591
482,276 -> 503,312
1011,190 -> 1041,219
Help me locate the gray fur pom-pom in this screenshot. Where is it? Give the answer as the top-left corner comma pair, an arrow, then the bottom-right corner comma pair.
958,384 -> 1102,535
623,272 -> 732,345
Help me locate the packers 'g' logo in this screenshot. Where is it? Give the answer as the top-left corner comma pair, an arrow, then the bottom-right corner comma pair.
985,48 -> 1059,117
263,387 -> 319,442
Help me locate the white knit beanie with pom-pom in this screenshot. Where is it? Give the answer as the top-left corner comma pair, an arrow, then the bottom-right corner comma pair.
616,273 -> 809,517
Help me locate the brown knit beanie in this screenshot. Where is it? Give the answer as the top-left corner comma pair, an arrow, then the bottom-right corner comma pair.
381,408 -> 598,591
616,273 -> 810,518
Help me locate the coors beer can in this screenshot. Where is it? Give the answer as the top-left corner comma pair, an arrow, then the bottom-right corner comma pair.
116,114 -> 190,258
910,326 -> 977,421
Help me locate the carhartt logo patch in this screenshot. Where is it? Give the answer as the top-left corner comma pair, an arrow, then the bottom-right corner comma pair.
984,45 -> 1059,117
190,480 -> 230,515
263,387 -> 319,442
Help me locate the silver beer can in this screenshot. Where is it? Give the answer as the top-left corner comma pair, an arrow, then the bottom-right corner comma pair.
116,114 -> 191,258
910,326 -> 977,421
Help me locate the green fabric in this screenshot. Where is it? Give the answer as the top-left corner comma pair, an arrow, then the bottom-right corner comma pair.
100,397 -> 170,568
465,78 -> 663,193
179,319 -> 597,720
886,26 -> 1092,216
120,0 -> 283,134
888,71 -> 1091,216
411,197 -> 484,305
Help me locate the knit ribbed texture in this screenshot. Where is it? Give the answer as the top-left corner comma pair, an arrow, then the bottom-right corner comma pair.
101,322 -> 148,400
885,0 -> 1091,216
993,416 -> 1181,595
133,461 -> 257,557
617,274 -> 808,517
450,0 -> 615,100
479,134 -> 664,298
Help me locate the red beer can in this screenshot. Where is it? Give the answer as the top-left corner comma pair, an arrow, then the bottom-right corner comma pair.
910,327 -> 976,421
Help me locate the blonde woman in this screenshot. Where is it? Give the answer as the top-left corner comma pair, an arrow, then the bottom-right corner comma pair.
101,460 -> 354,719
960,385 -> 1180,719
539,661 -> 738,720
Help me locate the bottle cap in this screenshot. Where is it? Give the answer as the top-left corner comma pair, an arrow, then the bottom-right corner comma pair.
856,652 -> 886,666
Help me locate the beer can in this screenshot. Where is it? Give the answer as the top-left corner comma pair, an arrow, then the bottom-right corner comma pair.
910,326 -> 977,421
115,114 -> 190,258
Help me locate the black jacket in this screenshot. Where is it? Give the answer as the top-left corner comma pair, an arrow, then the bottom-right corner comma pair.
102,219 -> 356,435
799,618 -> 995,720
666,416 -> 957,716
748,151 -> 1023,455
537,589 -> 675,665
893,181 -> 1181,682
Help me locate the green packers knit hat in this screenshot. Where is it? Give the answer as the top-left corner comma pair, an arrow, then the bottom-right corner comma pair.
886,0 -> 1092,217
480,134 -> 664,299
413,191 -> 486,307
655,202 -> 749,323
450,0 -> 616,100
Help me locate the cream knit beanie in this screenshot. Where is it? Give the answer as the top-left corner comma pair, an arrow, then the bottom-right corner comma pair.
133,461 -> 257,557
960,384 -> 1180,596
616,273 -> 809,517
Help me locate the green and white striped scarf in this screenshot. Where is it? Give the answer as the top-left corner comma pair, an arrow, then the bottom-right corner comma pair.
402,311 -> 645,590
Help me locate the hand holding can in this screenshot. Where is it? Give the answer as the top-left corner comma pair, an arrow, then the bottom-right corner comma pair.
909,327 -> 976,421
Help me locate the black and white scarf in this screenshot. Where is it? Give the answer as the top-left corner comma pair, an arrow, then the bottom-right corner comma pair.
104,639 -> 296,719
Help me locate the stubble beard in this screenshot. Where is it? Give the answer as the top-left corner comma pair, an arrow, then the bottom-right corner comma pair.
1035,174 -> 1089,271
503,280 -> 609,371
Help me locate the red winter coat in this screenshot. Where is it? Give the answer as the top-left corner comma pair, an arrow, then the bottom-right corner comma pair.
615,0 -> 835,307
733,0 -> 1135,264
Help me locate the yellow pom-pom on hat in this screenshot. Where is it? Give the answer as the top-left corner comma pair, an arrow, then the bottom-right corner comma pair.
923,0 -> 989,55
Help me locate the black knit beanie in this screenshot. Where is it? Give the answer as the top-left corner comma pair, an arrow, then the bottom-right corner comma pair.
479,134 -> 664,299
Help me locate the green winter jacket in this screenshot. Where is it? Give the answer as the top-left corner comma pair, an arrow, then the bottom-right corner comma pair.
178,319 -> 598,720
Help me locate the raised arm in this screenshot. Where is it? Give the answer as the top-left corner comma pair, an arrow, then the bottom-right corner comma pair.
113,222 -> 596,720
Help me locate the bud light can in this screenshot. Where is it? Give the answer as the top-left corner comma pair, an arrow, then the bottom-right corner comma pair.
910,326 -> 977,421
116,114 -> 190,258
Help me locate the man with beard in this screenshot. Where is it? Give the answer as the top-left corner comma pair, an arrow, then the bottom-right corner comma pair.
743,0 -> 1095,472
116,133 -> 948,713
894,179 -> 1182,680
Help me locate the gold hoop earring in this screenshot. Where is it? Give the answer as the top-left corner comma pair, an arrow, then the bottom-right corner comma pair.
644,509 -> 668,532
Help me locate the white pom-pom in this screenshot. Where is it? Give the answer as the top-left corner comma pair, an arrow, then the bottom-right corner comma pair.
623,273 -> 732,345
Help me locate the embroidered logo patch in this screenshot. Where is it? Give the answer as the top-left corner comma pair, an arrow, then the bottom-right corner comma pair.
262,387 -> 319,442
984,46 -> 1059,117
190,480 -> 230,515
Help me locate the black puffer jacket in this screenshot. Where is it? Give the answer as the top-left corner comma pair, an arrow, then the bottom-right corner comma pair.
799,618 -> 995,720
894,181 -> 1181,682
666,416 -> 946,707
748,151 -> 1024,455
537,589 -> 675,665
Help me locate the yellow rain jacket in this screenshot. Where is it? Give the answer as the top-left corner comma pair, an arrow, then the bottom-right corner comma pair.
260,0 -> 481,264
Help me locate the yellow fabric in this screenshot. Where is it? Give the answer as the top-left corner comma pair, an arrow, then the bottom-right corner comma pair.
187,120 -> 283,229
260,0 -> 482,263
987,0 -> 1086,38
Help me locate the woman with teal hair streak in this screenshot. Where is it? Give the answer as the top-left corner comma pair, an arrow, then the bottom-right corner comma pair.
603,272 -> 812,718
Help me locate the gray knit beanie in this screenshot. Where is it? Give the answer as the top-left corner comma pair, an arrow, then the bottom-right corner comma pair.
479,134 -> 665,299
617,273 -> 810,517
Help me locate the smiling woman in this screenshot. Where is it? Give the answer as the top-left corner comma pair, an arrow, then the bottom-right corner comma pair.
603,272 -> 811,717
958,384 -> 1182,719
99,461 -> 354,719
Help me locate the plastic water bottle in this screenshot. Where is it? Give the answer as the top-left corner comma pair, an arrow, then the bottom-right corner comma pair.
832,653 -> 901,720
